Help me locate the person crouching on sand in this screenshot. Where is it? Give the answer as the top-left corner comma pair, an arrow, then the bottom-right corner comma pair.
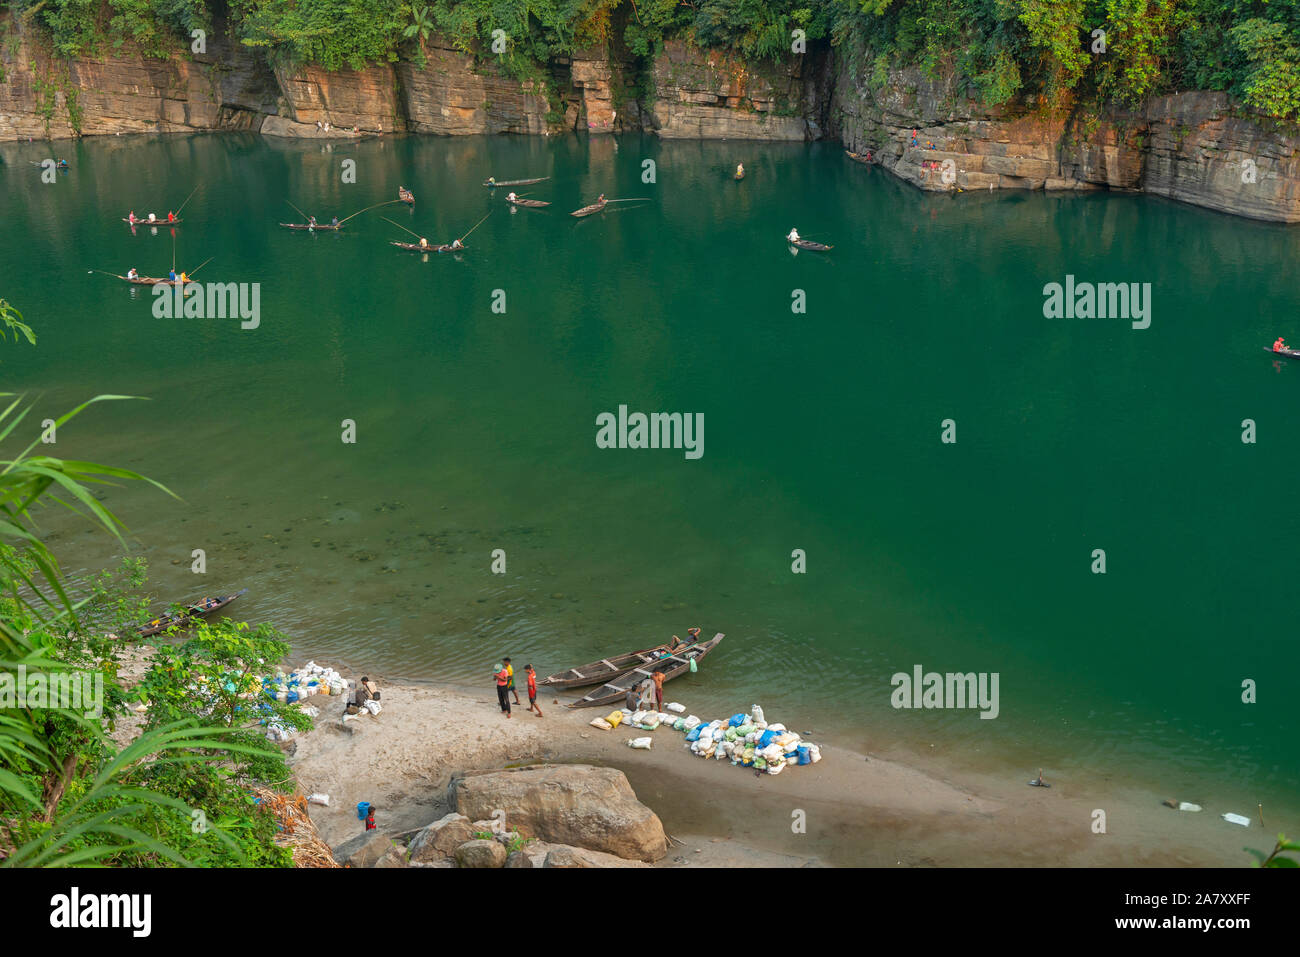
525,664 -> 542,717
493,662 -> 511,717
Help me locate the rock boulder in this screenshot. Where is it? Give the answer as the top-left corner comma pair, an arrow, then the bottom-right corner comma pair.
447,765 -> 667,862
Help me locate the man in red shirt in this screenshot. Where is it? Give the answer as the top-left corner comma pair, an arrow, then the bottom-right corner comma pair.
1274,336 -> 1288,353
493,662 -> 511,717
525,664 -> 543,717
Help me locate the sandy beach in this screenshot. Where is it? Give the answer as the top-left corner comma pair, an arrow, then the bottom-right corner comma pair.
285,666 -> 1266,867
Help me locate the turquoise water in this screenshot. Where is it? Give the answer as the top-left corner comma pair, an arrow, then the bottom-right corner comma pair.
2,132 -> 1297,820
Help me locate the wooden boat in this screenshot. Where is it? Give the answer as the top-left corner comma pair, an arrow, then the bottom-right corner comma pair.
390,241 -> 459,253
507,197 -> 551,208
571,198 -> 608,218
1264,347 -> 1300,361
280,222 -> 342,230
789,239 -> 833,252
398,188 -> 415,205
845,150 -> 875,165
568,633 -> 724,708
115,274 -> 196,286
137,589 -> 248,638
485,176 -> 549,187
540,639 -> 695,690
124,218 -> 181,226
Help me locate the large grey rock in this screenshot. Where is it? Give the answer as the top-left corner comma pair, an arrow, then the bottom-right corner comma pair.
455,839 -> 508,868
408,813 -> 475,863
447,765 -> 668,862
542,845 -> 651,868
333,831 -> 402,868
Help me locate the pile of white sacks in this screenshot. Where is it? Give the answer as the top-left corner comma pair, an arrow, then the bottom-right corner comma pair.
262,662 -> 350,741
600,703 -> 823,774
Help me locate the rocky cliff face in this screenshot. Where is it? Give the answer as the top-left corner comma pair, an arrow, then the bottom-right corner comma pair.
5,13 -> 1300,221
832,65 -> 1300,222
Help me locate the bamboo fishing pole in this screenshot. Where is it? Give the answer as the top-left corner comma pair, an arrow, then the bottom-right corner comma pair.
338,199 -> 402,225
174,185 -> 200,216
604,198 -> 652,204
381,216 -> 424,240
187,257 -> 214,278
285,200 -> 312,222
457,210 -> 492,242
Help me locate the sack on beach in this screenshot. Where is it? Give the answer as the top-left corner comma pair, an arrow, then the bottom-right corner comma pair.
683,715 -> 700,729
728,713 -> 747,728
605,711 -> 623,729
640,714 -> 662,729
751,704 -> 765,725
685,726 -> 702,743
308,793 -> 330,806
666,703 -> 686,713
767,760 -> 785,776
364,700 -> 382,715
808,744 -> 821,763
768,723 -> 786,733
627,737 -> 653,750
590,718 -> 614,731
672,718 -> 687,732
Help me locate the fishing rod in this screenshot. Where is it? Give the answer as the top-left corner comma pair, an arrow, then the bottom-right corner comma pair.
285,200 -> 312,222
339,199 -> 402,226
381,216 -> 423,240
457,210 -> 492,242
174,185 -> 200,216
603,198 -> 652,204
187,257 -> 214,278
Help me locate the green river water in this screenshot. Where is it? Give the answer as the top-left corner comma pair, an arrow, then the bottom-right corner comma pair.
2,132 -> 1297,826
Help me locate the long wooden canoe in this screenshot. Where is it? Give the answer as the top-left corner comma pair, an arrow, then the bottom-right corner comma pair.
568,633 -> 724,708
485,176 -> 549,187
845,150 -> 874,165
124,218 -> 182,226
540,640 -> 696,690
115,274 -> 196,286
137,589 -> 248,638
507,197 -> 551,208
571,198 -> 608,218
789,239 -> 833,251
1264,347 -> 1300,361
390,241 -> 459,253
280,222 -> 342,231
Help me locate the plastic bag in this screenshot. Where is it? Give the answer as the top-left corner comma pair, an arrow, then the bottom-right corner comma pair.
308,793 -> 330,806
627,737 -> 653,750
666,702 -> 686,713
728,713 -> 747,728
752,704 -> 765,725
605,711 -> 623,729
590,718 -> 614,731
364,699 -> 382,715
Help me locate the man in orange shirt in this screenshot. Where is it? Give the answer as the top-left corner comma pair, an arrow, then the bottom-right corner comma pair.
525,664 -> 542,717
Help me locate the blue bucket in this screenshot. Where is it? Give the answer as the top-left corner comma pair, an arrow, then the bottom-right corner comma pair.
357,801 -> 371,820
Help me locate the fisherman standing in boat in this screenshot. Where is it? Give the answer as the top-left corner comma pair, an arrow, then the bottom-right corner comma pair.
331,215 -> 339,228
128,210 -> 137,224
487,177 -> 496,187
418,236 -> 429,249
168,268 -> 177,283
736,163 -> 745,178
148,212 -> 157,223
1274,336 -> 1288,353
167,210 -> 176,223
787,227 -> 801,244
308,215 -> 317,229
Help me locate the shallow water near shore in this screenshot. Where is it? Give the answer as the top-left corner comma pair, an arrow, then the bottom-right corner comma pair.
3,132 -> 1298,856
